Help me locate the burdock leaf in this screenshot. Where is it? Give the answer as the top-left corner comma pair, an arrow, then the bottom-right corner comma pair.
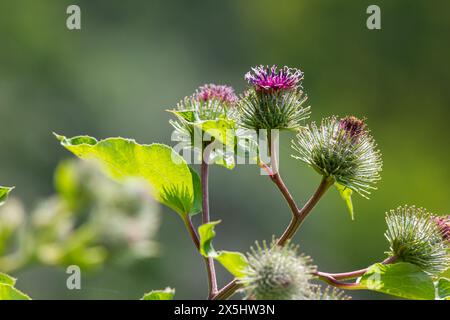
189,167 -> 202,216
198,220 -> 221,257
167,110 -> 197,122
55,134 -> 196,217
360,262 -> 435,300
195,119 -> 236,148
0,284 -> 31,300
198,221 -> 248,278
0,186 -> 14,207
0,273 -> 31,300
335,183 -> 354,220
437,278 -> 450,300
141,287 -> 175,300
0,272 -> 16,286
215,251 -> 248,278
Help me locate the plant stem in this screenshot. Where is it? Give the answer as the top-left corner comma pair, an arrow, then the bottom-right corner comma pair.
211,279 -> 240,300
313,255 -> 398,289
270,173 -> 300,217
212,176 -> 332,300
276,176 -> 333,246
314,273 -> 365,290
201,153 -> 218,298
184,216 -> 200,249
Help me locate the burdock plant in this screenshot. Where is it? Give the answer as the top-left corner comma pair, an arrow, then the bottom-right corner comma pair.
292,116 -> 382,219
239,65 -> 310,131
2,64 -> 446,301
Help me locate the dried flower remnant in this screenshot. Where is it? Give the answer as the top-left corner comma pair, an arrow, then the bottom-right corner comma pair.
339,116 -> 366,142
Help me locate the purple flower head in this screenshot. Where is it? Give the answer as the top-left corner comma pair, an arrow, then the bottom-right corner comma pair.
435,215 -> 450,242
339,116 -> 366,140
245,65 -> 304,92
195,84 -> 238,105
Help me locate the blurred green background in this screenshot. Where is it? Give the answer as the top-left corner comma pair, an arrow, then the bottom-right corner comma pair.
0,0 -> 449,299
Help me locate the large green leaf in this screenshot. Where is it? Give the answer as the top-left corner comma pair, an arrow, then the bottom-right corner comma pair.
0,272 -> 16,286
335,183 -> 354,220
0,186 -> 14,207
141,287 -> 175,300
436,278 -> 450,300
0,272 -> 31,300
359,262 -> 435,300
55,134 -> 198,217
0,284 -> 31,300
198,221 -> 248,278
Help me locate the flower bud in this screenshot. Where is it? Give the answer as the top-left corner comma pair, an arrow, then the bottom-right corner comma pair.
169,84 -> 237,150
195,84 -> 238,106
385,205 -> 449,274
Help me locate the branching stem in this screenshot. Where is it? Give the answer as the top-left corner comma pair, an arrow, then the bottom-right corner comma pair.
212,173 -> 332,300
313,256 -> 398,289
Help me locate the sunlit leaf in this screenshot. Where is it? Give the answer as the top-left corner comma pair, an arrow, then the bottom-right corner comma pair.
215,250 -> 248,278
0,272 -> 16,286
55,134 -> 196,217
436,278 -> 450,300
0,186 -> 14,207
335,182 -> 354,220
359,262 -> 435,300
0,284 -> 31,300
198,220 -> 221,257
167,110 -> 197,123
0,273 -> 31,300
195,119 -> 236,148
198,221 -> 248,278
141,287 -> 175,300
188,167 -> 202,216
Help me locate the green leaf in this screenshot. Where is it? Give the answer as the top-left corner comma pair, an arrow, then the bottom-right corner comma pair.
440,268 -> 450,279
360,262 -> 435,300
210,148 -> 235,170
0,284 -> 31,300
0,272 -> 16,286
0,273 -> 31,300
195,119 -> 236,148
0,186 -> 14,207
215,251 -> 248,278
198,221 -> 248,278
335,183 -> 354,220
141,287 -> 175,300
167,110 -> 197,122
436,278 -> 450,300
197,119 -> 237,170
198,221 -> 221,257
55,134 -> 196,217
189,167 -> 202,216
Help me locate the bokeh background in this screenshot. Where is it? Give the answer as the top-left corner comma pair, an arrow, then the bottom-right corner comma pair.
1,0 -> 449,299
